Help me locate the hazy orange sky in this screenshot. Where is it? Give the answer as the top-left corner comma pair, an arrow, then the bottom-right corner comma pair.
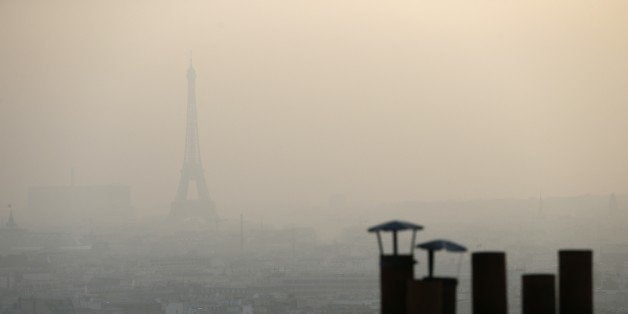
1,0 -> 627,218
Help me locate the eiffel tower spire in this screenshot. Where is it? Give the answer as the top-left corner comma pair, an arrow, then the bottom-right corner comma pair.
170,61 -> 218,222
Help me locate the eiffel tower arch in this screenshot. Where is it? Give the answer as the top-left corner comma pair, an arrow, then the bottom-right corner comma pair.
170,62 -> 218,222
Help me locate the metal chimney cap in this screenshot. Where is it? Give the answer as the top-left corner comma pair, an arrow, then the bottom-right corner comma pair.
417,239 -> 467,252
367,220 -> 424,233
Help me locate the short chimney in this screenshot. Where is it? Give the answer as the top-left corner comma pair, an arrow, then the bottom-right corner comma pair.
368,220 -> 423,314
559,250 -> 592,314
522,274 -> 555,314
472,252 -> 507,314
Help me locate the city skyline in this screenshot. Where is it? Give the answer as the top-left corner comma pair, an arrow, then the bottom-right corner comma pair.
1,1 -> 628,312
1,1 -> 628,220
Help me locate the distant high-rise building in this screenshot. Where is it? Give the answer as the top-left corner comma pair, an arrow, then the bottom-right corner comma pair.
26,184 -> 134,228
609,193 -> 617,212
170,61 -> 218,222
5,207 -> 17,229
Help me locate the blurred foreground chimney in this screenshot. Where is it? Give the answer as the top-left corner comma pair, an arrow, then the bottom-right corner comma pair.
406,277 -> 458,314
472,252 -> 507,314
522,274 -> 555,314
559,250 -> 592,314
406,280 -> 442,313
368,220 -> 423,314
407,239 -> 466,314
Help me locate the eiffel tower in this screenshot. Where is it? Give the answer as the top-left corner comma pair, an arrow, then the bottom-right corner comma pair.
170,61 -> 218,222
